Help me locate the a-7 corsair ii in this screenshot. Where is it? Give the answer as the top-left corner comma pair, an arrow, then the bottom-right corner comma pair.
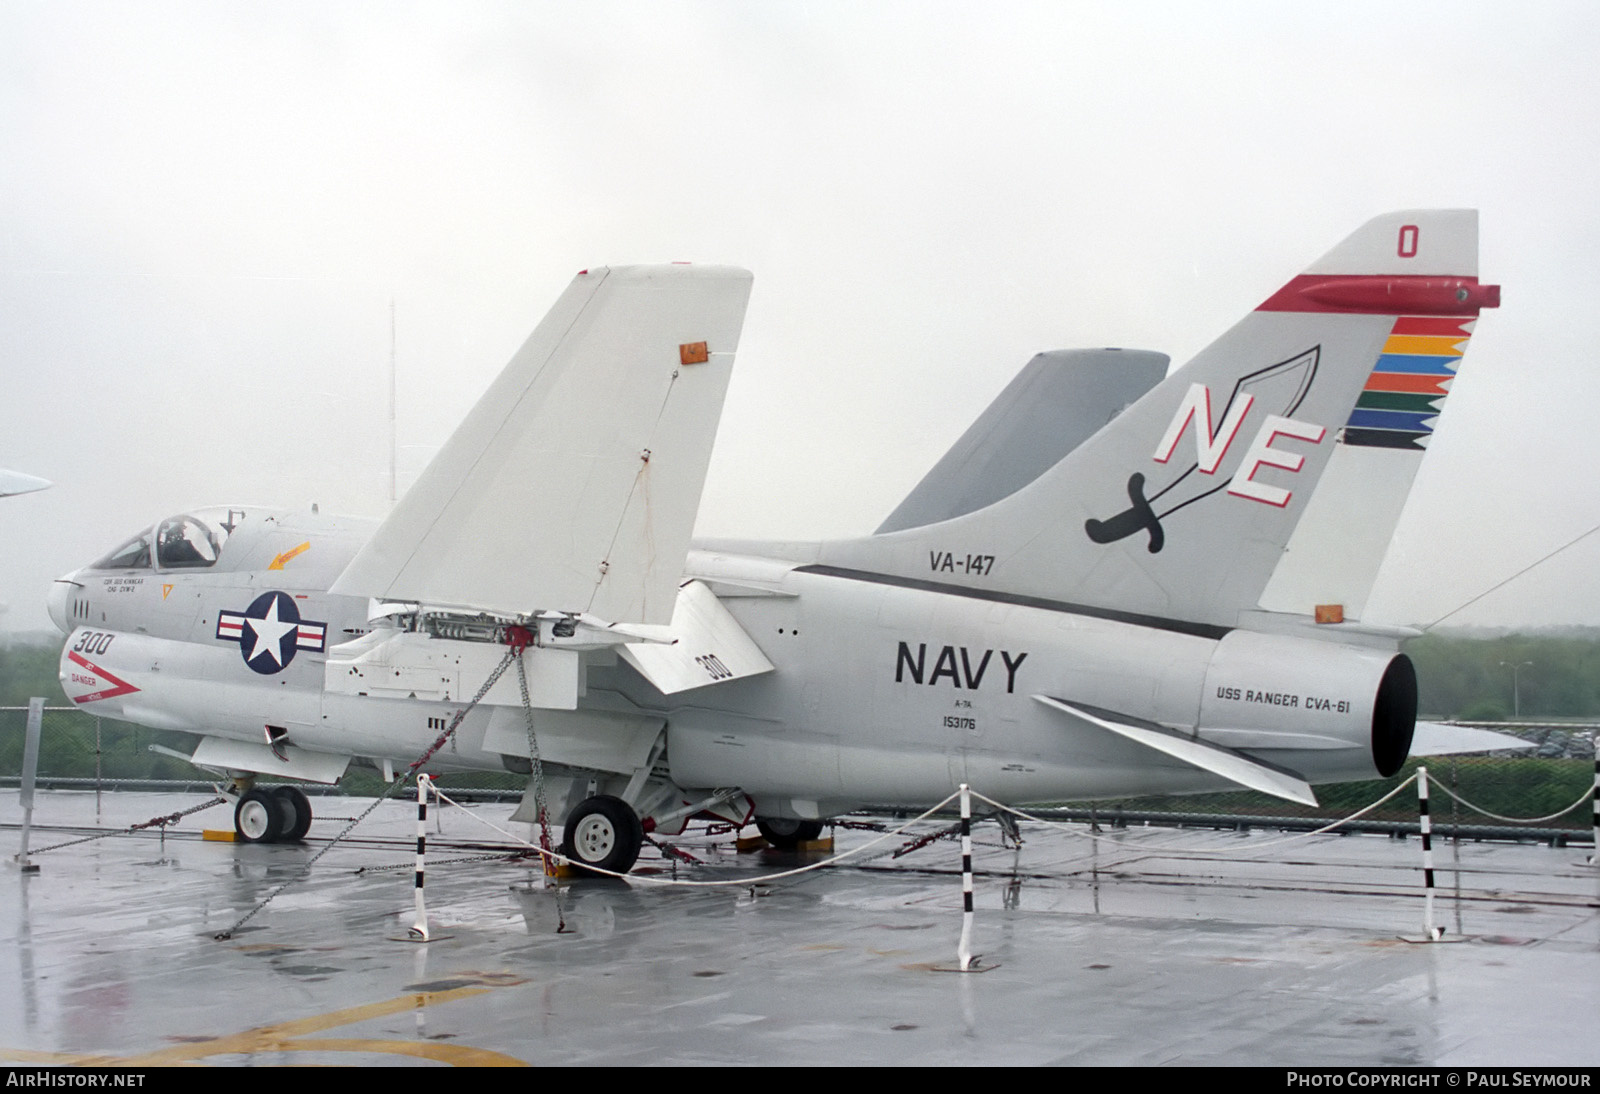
51,211 -> 1504,873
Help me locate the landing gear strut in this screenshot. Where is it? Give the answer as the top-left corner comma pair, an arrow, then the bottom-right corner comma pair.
756,817 -> 825,850
560,795 -> 644,875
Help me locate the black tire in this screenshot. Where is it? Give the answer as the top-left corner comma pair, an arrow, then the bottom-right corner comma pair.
560,795 -> 644,875
272,786 -> 313,842
234,788 -> 286,843
756,817 -> 825,850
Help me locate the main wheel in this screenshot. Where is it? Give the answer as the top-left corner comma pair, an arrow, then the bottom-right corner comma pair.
560,795 -> 644,875
235,788 -> 286,843
756,817 -> 825,850
272,786 -> 313,841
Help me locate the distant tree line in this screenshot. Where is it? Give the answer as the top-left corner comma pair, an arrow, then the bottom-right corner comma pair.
0,639 -> 202,781
1402,630 -> 1600,720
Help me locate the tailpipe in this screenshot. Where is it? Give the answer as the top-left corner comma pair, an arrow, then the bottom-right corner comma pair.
1371,653 -> 1418,777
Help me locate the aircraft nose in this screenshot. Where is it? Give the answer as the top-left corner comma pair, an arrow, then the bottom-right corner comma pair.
47,573 -> 80,635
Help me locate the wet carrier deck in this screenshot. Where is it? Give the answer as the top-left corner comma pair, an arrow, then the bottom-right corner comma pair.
2,789 -> 1596,1067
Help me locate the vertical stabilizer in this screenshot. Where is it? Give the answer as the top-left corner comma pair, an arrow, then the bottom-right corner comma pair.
813,211 -> 1498,629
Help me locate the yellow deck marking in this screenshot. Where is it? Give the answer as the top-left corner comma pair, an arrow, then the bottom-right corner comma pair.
202,1037 -> 526,1066
2,984 -> 528,1067
268,541 -> 311,570
0,1049 -> 108,1065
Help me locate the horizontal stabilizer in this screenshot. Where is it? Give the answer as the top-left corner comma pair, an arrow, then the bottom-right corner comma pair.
190,736 -> 351,785
331,264 -> 754,624
620,580 -> 776,694
1035,695 -> 1318,806
1409,722 -> 1536,757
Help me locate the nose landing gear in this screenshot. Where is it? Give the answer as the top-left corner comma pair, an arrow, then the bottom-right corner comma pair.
231,783 -> 314,844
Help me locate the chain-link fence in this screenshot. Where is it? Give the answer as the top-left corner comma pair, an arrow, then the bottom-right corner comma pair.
1022,725 -> 1596,843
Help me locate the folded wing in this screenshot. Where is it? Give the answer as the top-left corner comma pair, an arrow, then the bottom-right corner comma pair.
331,264 -> 754,624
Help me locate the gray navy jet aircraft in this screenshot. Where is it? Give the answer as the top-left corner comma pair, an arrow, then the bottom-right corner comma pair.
49,211 -> 1504,873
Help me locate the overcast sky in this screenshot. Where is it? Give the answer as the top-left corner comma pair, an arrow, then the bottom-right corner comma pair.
3,1 -> 1598,634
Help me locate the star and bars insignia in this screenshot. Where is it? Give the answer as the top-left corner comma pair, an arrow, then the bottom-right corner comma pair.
216,590 -> 327,675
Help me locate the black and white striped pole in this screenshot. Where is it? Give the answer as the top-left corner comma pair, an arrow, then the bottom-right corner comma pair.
410,774 -> 433,942
1590,734 -> 1598,867
957,783 -> 980,971
1401,766 -> 1463,944
1418,766 -> 1442,940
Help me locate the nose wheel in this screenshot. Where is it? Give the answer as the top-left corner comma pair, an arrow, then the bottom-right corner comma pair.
234,788 -> 285,843
272,786 -> 313,841
232,785 -> 314,843
560,795 -> 644,875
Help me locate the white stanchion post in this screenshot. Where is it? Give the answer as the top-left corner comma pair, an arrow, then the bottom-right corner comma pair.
958,783 -> 975,971
1418,766 -> 1443,941
410,775 -> 432,941
14,698 -> 43,873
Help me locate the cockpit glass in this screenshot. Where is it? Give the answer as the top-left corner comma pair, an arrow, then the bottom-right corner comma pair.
88,508 -> 243,572
92,531 -> 153,571
156,513 -> 229,569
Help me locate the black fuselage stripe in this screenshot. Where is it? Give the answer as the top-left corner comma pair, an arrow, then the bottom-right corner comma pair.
793,564 -> 1233,640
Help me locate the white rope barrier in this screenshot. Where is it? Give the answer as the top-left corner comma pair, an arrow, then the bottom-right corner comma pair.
1427,778 -> 1593,826
428,785 -> 965,888
407,763 -> 1589,961
420,773 -> 1448,889
969,777 -> 1421,859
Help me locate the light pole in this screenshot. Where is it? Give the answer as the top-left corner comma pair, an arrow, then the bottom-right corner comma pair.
1499,660 -> 1533,718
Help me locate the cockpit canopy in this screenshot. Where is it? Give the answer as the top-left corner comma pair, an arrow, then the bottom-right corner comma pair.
89,508 -> 246,571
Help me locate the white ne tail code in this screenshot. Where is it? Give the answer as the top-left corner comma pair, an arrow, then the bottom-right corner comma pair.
1153,383 -> 1326,508
1152,383 -> 1255,472
1225,415 -> 1327,508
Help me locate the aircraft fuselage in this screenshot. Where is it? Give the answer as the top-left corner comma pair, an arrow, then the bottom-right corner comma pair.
53,507 -> 1410,824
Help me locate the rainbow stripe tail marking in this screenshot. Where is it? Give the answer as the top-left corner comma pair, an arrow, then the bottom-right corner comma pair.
1343,316 -> 1473,450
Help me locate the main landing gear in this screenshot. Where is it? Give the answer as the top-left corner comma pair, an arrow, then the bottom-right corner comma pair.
560,795 -> 644,875
233,785 -> 314,844
755,817 -> 825,850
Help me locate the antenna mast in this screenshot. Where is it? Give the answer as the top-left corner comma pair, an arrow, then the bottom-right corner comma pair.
388,298 -> 397,507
